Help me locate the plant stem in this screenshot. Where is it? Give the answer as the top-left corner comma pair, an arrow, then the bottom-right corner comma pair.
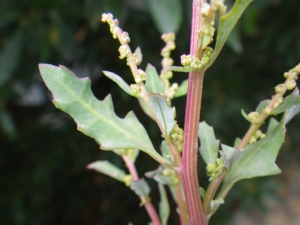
180,1 -> 207,224
174,179 -> 189,225
122,155 -> 162,225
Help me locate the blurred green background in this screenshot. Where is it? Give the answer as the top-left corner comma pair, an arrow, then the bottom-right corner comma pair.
1,0 -> 300,224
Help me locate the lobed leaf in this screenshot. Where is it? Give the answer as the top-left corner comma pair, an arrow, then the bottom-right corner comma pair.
39,64 -> 166,164
221,115 -> 285,194
198,121 -> 220,165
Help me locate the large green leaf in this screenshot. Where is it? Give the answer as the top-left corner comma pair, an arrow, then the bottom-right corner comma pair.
146,0 -> 183,34
220,115 -> 285,196
149,93 -> 176,137
198,121 -> 220,165
39,64 -> 166,164
203,0 -> 253,71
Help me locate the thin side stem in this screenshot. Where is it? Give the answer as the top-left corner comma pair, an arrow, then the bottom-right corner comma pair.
122,156 -> 162,225
174,177 -> 189,225
180,1 -> 207,225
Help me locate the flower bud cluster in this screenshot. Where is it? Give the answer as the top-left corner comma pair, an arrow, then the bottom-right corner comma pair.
247,111 -> 260,125
130,84 -> 142,96
166,83 -> 179,100
181,47 -> 213,70
162,168 -> 179,186
101,13 -> 119,39
134,69 -> 147,84
249,130 -> 266,145
170,124 -> 183,152
206,158 -> 226,181
199,0 -> 227,49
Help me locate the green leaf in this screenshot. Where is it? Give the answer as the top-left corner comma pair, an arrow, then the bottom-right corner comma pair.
160,140 -> 174,164
256,99 -> 271,114
39,64 -> 166,164
145,167 -> 173,185
272,88 -> 299,115
220,144 -> 236,168
134,47 -> 143,65
158,184 -> 170,225
146,0 -> 183,34
149,94 -> 176,137
0,107 -> 17,139
285,101 -> 300,124
138,98 -> 156,120
203,0 -> 253,71
0,30 -> 23,87
174,79 -> 188,98
198,122 -> 220,165
221,115 -> 285,195
145,64 -> 165,94
226,23 -> 243,54
87,160 -> 128,183
102,70 -> 135,96
199,187 -> 206,199
240,109 -> 249,121
130,179 -> 150,196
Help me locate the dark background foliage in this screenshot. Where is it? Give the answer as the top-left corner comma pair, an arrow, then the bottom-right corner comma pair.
1,0 -> 300,224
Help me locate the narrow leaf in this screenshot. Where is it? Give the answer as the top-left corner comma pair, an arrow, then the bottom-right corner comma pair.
134,47 -> 143,65
174,79 -> 188,98
39,64 -> 166,164
149,94 -> 176,137
87,160 -> 128,183
256,99 -> 271,114
285,101 -> 300,124
222,115 -> 285,193
158,184 -> 170,225
146,0 -> 183,34
145,64 -> 165,94
145,167 -> 172,185
102,70 -> 135,96
203,0 -> 253,71
272,87 -> 299,115
198,121 -> 220,165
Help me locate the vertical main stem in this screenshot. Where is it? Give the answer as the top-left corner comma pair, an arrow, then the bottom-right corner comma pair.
180,0 -> 207,225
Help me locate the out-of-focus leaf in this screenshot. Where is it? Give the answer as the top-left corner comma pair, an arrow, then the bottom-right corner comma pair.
0,107 -> 17,139
39,64 -> 167,164
0,31 -> 23,87
174,79 -> 188,98
102,71 -> 135,96
146,0 -> 183,34
285,100 -> 300,125
204,0 -> 253,71
145,167 -> 172,185
145,64 -> 165,94
220,115 -> 285,196
198,121 -> 220,165
158,184 -> 170,225
226,23 -> 243,54
272,87 -> 299,115
256,99 -> 270,114
149,94 -> 176,137
130,179 -> 150,196
87,160 -> 128,183
134,47 -> 143,65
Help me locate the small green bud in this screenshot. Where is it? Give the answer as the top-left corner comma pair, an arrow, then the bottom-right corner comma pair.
135,69 -> 147,84
249,136 -> 257,145
285,80 -> 296,90
120,31 -> 130,44
130,84 -> 141,96
118,45 -> 129,59
274,84 -> 286,94
263,106 -> 272,115
247,112 -> 260,124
